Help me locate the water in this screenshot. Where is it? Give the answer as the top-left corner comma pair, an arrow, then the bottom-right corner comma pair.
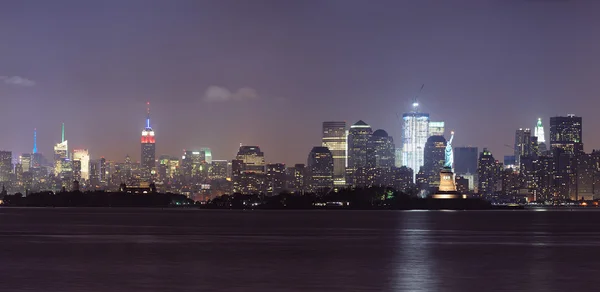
0,208 -> 599,291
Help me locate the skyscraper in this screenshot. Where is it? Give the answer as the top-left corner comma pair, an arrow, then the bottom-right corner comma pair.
266,163 -> 286,195
454,146 -> 478,175
20,154 -> 31,173
367,129 -> 395,169
233,146 -> 266,194
478,148 -> 498,197
401,104 -> 430,182
322,121 -> 347,186
428,121 -> 445,137
72,149 -> 90,181
550,115 -> 583,155
141,102 -> 156,182
53,123 -> 68,176
514,128 -> 532,168
200,147 -> 212,164
534,118 -> 547,153
0,151 -> 12,182
422,135 -> 447,186
347,120 -> 372,185
307,146 -> 334,193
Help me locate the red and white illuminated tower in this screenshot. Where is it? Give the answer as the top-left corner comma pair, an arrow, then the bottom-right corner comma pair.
141,102 -> 156,182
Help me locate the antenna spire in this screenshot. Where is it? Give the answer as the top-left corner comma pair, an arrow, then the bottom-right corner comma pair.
146,102 -> 151,128
33,128 -> 37,154
61,123 -> 65,143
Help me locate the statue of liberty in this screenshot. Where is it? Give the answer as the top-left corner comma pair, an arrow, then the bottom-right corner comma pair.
444,131 -> 454,169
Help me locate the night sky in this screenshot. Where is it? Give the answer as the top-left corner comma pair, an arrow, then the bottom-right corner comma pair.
1,0 -> 599,165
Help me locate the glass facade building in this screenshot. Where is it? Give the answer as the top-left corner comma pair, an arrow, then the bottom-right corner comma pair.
322,121 -> 347,186
401,112 -> 429,182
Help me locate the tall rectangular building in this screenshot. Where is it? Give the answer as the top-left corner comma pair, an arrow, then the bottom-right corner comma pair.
0,151 -> 12,182
141,104 -> 156,182
322,121 -> 347,186
454,146 -> 478,175
550,115 -> 583,155
514,128 -> 532,168
72,149 -> 91,181
401,112 -> 429,182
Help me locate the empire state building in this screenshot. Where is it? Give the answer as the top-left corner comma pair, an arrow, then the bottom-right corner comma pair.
141,102 -> 156,182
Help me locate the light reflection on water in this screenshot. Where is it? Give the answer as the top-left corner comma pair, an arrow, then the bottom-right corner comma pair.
0,209 -> 599,291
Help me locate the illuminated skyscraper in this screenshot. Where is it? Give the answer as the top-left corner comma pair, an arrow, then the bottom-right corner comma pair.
367,129 -> 395,169
478,148 -> 498,197
141,102 -> 156,182
401,103 -> 430,182
550,115 -> 583,155
422,135 -> 447,186
0,151 -> 12,182
428,121 -> 445,137
307,146 -> 334,193
54,123 -> 68,176
266,163 -> 286,195
347,120 -> 372,185
233,146 -> 266,194
534,118 -> 545,143
322,121 -> 347,186
200,147 -> 212,164
72,149 -> 90,181
534,118 -> 547,153
514,128 -> 532,169
20,154 -> 31,173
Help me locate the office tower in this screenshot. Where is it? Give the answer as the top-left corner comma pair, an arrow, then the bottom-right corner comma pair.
422,135 -> 447,186
401,104 -> 430,182
209,160 -> 229,180
367,129 -> 395,169
236,146 -> 266,173
514,128 -> 532,168
233,146 -> 266,194
158,155 -> 171,181
141,102 -> 156,182
266,163 -> 286,195
72,160 -> 82,182
20,154 -> 31,172
54,123 -> 68,176
322,121 -> 347,186
454,147 -> 478,175
576,153 -> 598,200
0,151 -> 12,182
394,148 -> 402,167
534,118 -> 547,153
89,160 -> 100,188
99,157 -> 107,184
72,149 -> 90,180
286,164 -> 306,194
428,121 -> 445,137
307,147 -> 334,193
534,155 -> 556,201
181,150 -> 206,182
347,120 -> 372,185
478,148 -> 498,197
550,115 -> 583,155
200,147 -> 212,164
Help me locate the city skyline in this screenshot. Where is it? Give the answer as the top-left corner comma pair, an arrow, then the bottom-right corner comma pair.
2,1 -> 600,165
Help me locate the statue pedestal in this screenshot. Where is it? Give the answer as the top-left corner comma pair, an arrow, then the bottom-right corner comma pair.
432,167 -> 463,199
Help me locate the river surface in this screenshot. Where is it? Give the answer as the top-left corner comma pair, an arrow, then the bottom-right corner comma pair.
0,208 -> 599,291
